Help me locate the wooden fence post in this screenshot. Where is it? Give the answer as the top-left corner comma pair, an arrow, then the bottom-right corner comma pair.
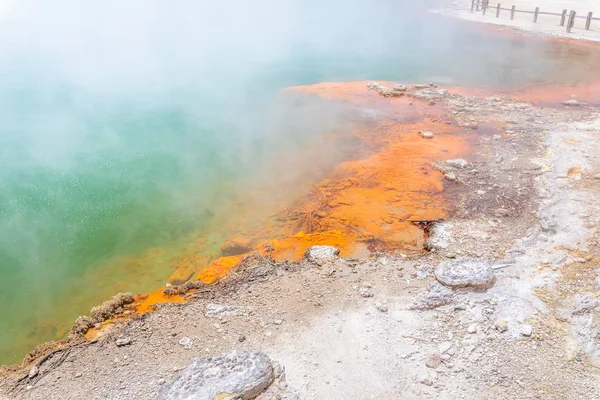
510,5 -> 515,20
567,10 -> 576,32
496,3 -> 501,17
586,12 -> 593,30
560,9 -> 567,26
533,7 -> 539,23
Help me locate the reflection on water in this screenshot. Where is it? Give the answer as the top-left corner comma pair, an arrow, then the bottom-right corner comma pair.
1,1 -> 600,364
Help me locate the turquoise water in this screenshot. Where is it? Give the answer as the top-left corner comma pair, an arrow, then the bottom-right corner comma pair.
1,1 -> 599,365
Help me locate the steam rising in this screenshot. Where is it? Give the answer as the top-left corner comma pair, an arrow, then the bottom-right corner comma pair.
0,0 -> 599,364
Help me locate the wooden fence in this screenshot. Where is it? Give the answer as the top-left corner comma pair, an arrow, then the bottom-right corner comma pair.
471,0 -> 599,32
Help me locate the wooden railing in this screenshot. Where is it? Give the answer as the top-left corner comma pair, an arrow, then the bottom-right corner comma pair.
471,0 -> 599,32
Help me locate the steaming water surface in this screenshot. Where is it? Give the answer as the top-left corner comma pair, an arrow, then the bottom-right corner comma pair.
1,0 -> 599,364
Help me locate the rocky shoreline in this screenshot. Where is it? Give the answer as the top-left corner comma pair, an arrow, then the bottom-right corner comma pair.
2,82 -> 600,399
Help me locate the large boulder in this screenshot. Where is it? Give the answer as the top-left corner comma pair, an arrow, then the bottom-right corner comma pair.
434,259 -> 495,289
158,350 -> 274,400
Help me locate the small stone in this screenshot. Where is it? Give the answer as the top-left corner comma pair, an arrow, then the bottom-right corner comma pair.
74,372 -> 82,378
420,377 -> 434,386
521,324 -> 533,337
179,337 -> 193,349
444,172 -> 457,181
446,159 -> 469,168
410,281 -> 454,310
304,245 -> 340,265
375,302 -> 389,313
467,323 -> 478,334
273,319 -> 283,326
158,378 -> 166,385
116,337 -> 132,347
394,84 -> 407,92
28,365 -> 39,379
428,100 -> 436,106
425,352 -> 442,369
359,287 -> 375,298
563,99 -> 580,106
494,208 -> 511,218
238,335 -> 247,343
26,385 -> 33,391
205,303 -> 245,319
495,320 -> 508,333
434,259 -> 495,289
419,131 -> 435,139
271,361 -> 284,378
264,331 -> 272,337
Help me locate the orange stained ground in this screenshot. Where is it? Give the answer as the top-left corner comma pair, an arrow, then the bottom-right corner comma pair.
122,81 -> 477,316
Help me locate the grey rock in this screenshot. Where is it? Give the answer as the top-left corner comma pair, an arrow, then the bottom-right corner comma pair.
375,302 -> 389,313
158,350 -> 275,400
394,83 -> 407,92
495,320 -> 508,333
444,172 -> 458,181
303,245 -> 340,265
563,99 -> 580,106
28,365 -> 39,379
115,337 -> 132,347
434,259 -> 495,289
205,303 -> 246,319
271,361 -> 283,378
179,336 -> 193,349
419,131 -> 435,139
359,287 -> 375,298
521,324 -> 533,337
410,282 -> 454,310
445,159 -> 469,168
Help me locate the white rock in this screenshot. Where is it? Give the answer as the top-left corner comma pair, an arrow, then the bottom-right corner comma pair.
179,337 -> 193,349
467,323 -> 478,334
446,159 -> 469,168
521,324 -> 533,337
303,245 -> 340,265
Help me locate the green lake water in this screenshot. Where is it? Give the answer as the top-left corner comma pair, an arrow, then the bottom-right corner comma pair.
1,0 -> 599,365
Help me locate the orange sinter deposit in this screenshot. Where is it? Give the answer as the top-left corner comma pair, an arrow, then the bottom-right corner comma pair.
126,81 -> 478,316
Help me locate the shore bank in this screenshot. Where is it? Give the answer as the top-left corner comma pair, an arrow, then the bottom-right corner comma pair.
2,75 -> 600,398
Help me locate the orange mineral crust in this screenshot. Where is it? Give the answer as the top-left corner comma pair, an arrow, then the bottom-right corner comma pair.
121,81 -> 478,318
190,82 -> 474,286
